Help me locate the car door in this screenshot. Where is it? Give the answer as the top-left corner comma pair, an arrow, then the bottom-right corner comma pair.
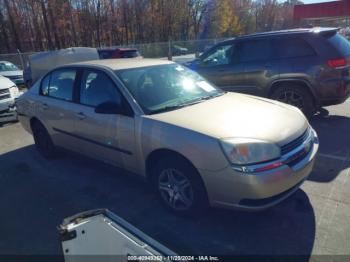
72,68 -> 136,169
195,42 -> 245,91
235,39 -> 278,96
37,68 -> 83,149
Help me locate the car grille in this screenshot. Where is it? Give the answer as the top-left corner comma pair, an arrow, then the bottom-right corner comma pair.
281,128 -> 309,155
0,88 -> 10,100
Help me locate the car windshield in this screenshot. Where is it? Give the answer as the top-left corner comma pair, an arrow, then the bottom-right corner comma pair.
0,62 -> 18,72
116,64 -> 224,114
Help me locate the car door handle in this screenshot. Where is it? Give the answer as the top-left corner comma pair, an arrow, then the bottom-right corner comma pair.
75,112 -> 86,120
41,103 -> 49,110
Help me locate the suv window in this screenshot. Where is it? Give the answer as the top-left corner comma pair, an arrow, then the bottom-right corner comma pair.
201,44 -> 234,66
98,50 -> 113,59
325,32 -> 350,56
274,37 -> 315,58
41,69 -> 76,101
120,50 -> 140,58
237,40 -> 272,62
80,70 -> 122,107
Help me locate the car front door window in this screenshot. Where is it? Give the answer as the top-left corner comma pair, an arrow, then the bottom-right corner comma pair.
80,70 -> 122,107
201,44 -> 234,67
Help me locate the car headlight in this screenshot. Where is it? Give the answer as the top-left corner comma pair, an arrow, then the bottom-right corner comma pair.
9,85 -> 19,97
220,138 -> 281,165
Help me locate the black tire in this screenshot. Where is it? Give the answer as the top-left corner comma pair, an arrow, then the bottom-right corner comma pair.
270,84 -> 316,118
31,121 -> 56,158
152,156 -> 208,216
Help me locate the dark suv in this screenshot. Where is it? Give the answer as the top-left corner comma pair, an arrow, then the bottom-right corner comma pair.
186,28 -> 350,117
98,48 -> 142,59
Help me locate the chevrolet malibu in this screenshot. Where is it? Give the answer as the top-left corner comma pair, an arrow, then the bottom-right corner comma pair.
16,59 -> 319,215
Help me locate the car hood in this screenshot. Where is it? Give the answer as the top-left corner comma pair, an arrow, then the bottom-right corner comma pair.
0,70 -> 23,77
0,76 -> 15,89
146,92 -> 309,146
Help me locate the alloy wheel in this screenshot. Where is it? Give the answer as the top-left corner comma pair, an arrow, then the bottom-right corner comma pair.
277,90 -> 304,109
158,168 -> 194,211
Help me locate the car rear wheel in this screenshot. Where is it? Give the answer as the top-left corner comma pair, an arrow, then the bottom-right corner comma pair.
32,121 -> 56,158
270,85 -> 315,118
152,156 -> 208,216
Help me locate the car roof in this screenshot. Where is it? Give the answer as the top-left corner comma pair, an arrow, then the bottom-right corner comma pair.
219,27 -> 338,44
98,47 -> 138,51
70,58 -> 175,71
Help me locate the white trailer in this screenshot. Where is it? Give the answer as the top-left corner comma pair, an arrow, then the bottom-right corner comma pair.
26,47 -> 99,85
59,209 -> 179,262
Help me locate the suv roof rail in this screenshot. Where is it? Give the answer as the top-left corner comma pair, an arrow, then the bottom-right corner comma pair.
234,27 -> 339,40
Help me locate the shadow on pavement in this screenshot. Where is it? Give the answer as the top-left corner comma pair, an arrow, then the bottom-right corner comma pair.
308,108 -> 350,183
0,145 -> 315,257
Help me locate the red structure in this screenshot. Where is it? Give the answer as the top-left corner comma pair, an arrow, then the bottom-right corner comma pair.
294,0 -> 350,22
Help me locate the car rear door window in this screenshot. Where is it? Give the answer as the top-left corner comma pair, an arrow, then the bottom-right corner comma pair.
237,40 -> 272,62
273,37 -> 316,58
79,70 -> 122,107
41,69 -> 76,101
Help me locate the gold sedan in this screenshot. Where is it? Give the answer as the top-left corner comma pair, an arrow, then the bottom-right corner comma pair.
16,59 -> 319,215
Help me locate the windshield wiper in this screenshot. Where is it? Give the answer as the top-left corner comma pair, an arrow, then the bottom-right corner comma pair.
149,104 -> 186,114
180,92 -> 226,106
149,92 -> 226,115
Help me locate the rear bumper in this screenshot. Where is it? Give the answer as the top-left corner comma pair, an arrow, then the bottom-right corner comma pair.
199,130 -> 318,211
320,96 -> 349,106
317,78 -> 350,106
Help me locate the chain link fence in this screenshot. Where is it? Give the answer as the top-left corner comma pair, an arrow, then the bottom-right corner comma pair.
119,38 -> 227,59
0,38 -> 228,70
0,51 -> 37,69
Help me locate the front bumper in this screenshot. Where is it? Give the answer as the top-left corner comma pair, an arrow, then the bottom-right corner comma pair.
199,130 -> 319,210
0,103 -> 17,123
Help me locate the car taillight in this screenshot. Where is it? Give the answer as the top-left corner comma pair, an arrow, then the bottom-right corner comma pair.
327,58 -> 348,68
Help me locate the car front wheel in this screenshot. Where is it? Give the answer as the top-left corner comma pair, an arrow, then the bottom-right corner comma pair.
153,156 -> 208,216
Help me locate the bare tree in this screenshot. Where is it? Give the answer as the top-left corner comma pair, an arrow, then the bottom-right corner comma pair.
3,0 -> 22,50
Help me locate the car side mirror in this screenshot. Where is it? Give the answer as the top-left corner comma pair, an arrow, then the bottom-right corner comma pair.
198,59 -> 209,68
191,58 -> 205,69
95,101 -> 124,115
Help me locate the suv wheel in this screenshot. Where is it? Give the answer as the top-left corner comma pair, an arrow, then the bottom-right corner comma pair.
270,84 -> 315,118
32,121 -> 56,158
152,157 -> 208,216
